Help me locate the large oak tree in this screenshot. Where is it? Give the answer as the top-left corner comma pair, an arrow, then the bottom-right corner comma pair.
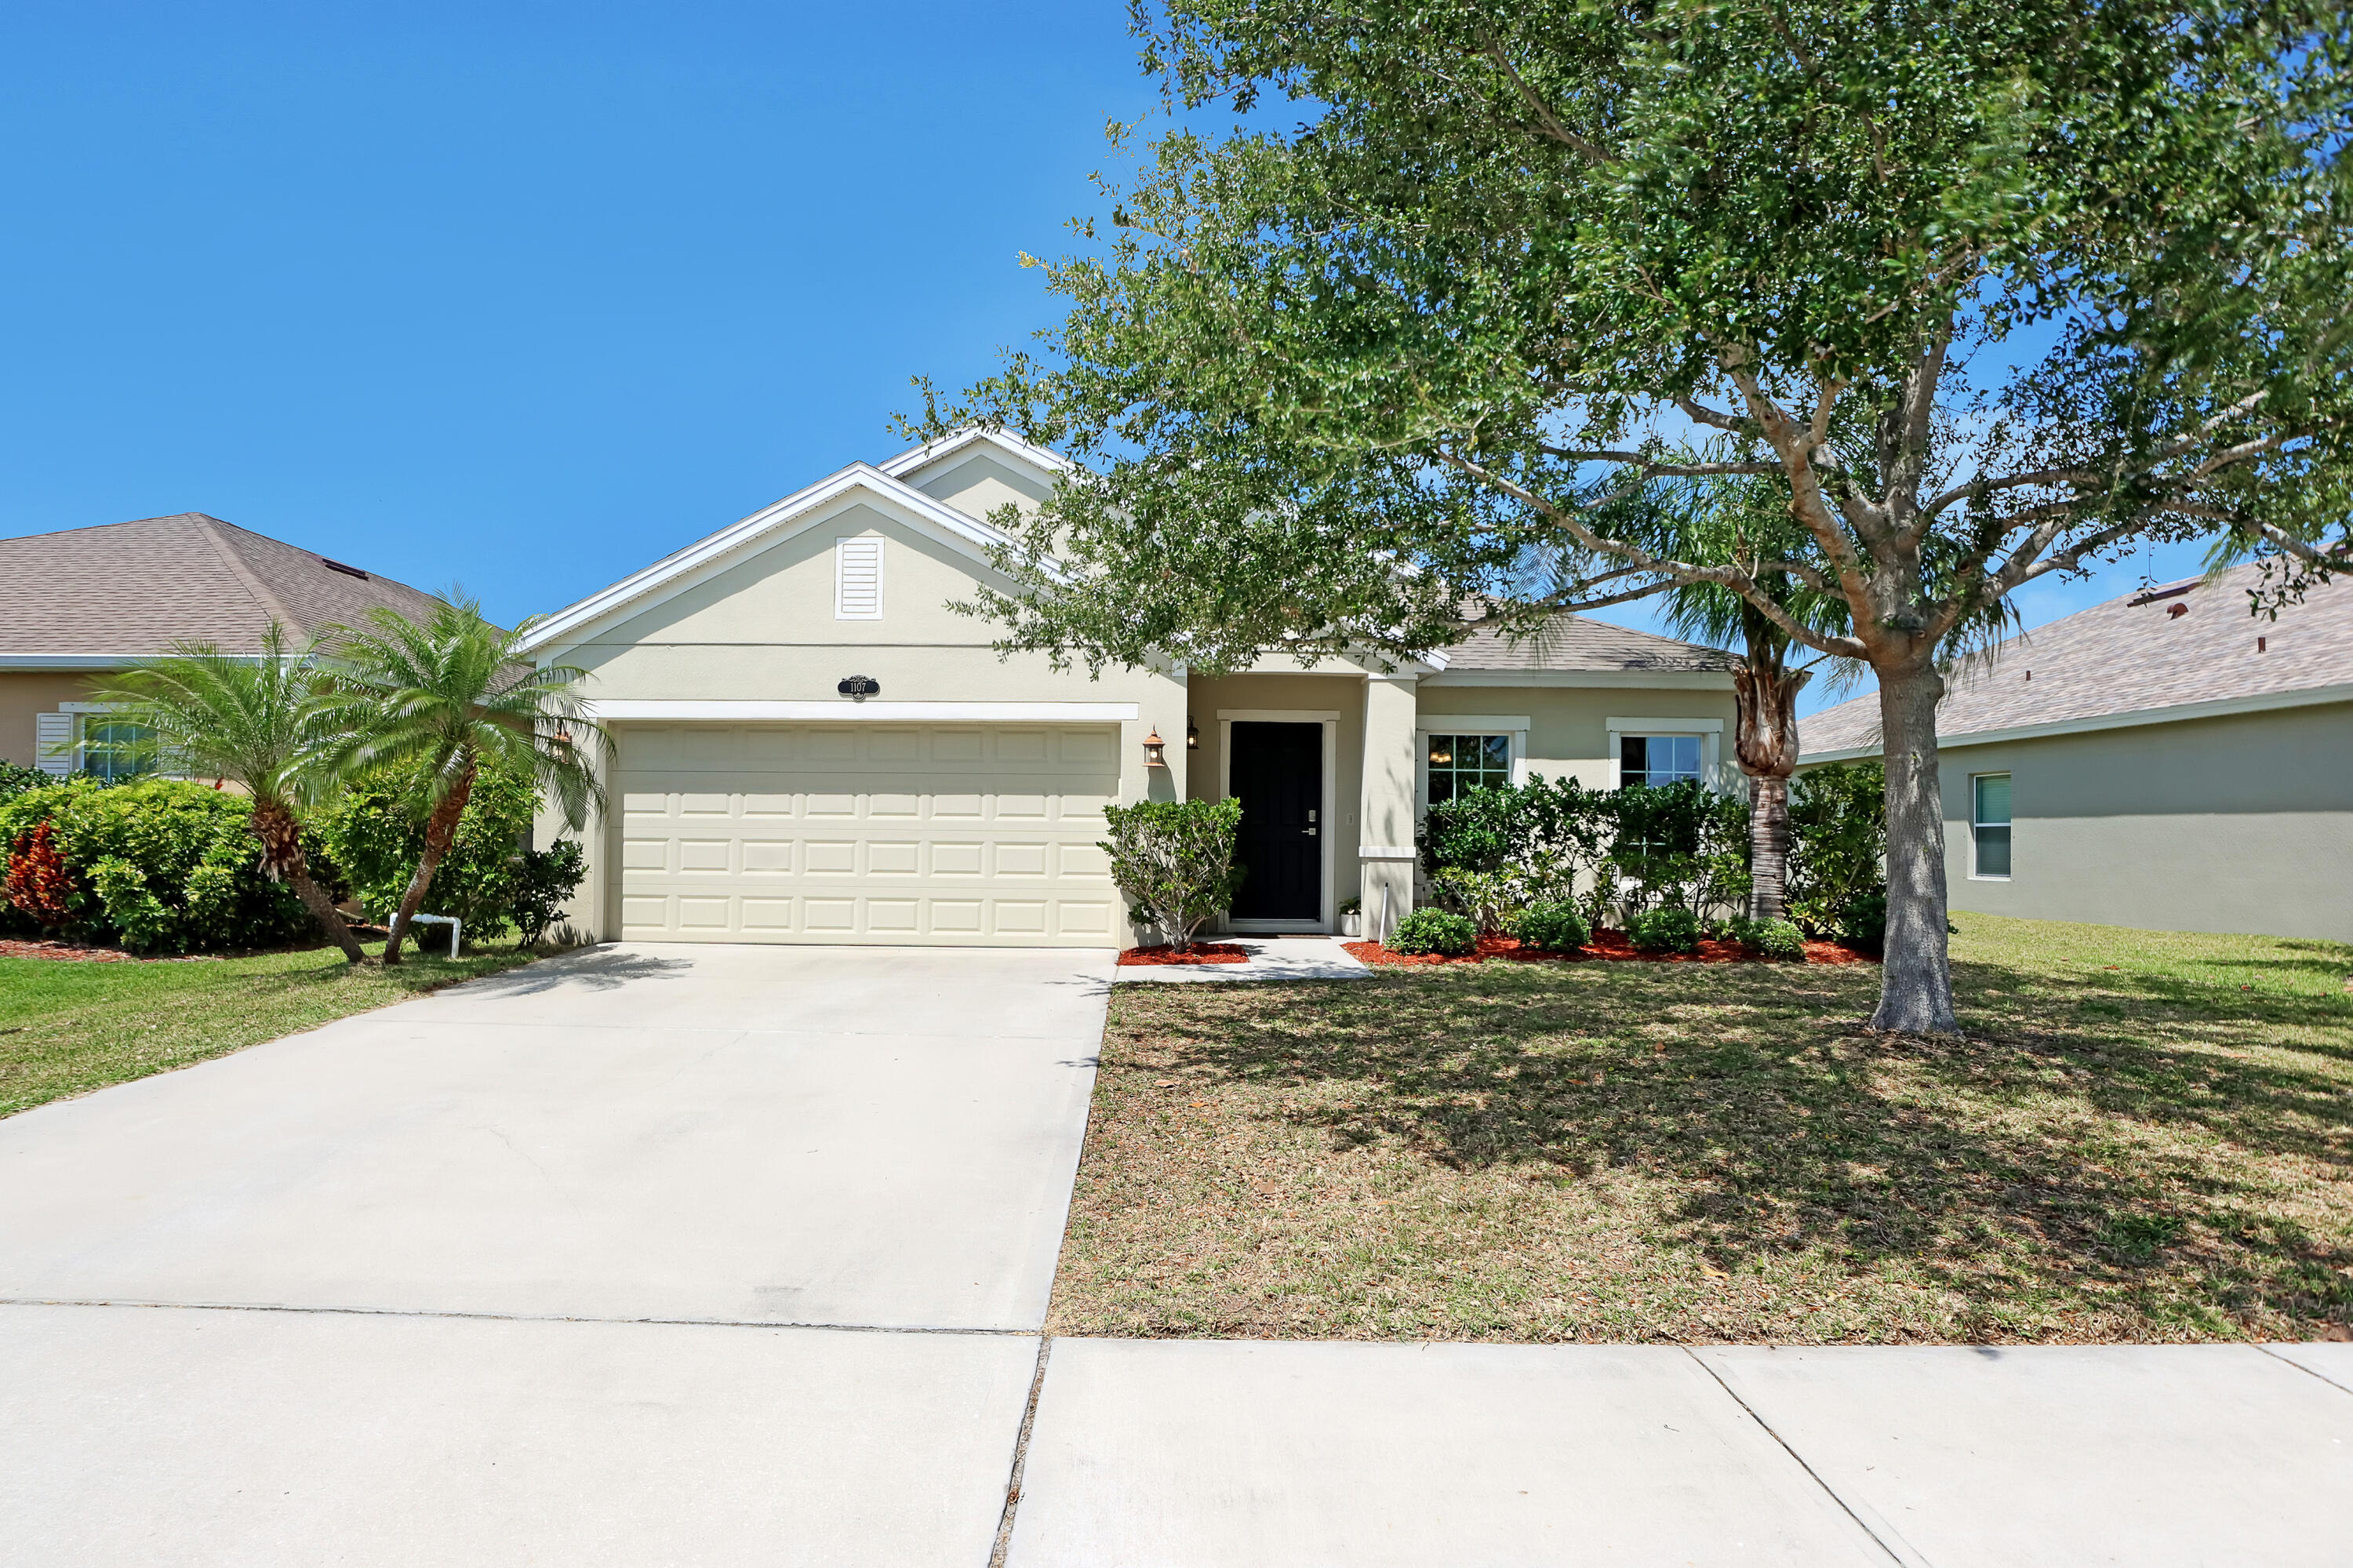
915,0 -> 2353,1031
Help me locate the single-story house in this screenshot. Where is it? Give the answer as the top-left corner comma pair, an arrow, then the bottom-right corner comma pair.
521,430 -> 1737,948
1801,563 -> 2352,941
0,512 -> 443,776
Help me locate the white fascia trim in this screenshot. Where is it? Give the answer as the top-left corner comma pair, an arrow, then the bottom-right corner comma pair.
517,464 -> 1056,657
1607,715 -> 1725,733
878,426 -> 1077,481
580,700 -> 1139,723
1415,714 -> 1532,733
0,654 -> 129,671
1798,679 -> 2353,765
1216,708 -> 1344,722
1423,668 -> 1735,689
1358,845 -> 1418,861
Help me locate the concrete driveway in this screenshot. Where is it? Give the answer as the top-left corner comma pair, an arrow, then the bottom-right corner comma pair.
0,943 -> 1110,1564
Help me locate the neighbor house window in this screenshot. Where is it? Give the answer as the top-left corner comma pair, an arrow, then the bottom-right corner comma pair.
1972,773 -> 2012,879
80,718 -> 155,784
1620,734 -> 1702,788
1426,733 -> 1511,804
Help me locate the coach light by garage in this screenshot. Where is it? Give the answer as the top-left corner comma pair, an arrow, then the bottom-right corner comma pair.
1142,729 -> 1168,767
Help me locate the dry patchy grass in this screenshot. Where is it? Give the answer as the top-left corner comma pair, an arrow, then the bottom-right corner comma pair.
1052,913 -> 2353,1344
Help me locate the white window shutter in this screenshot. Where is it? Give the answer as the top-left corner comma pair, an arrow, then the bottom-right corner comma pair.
35,711 -> 75,777
835,537 -> 883,620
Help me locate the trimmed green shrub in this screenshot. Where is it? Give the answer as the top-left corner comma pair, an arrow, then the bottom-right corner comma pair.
315,759 -> 542,945
1418,776 -> 1614,923
1431,866 -> 1522,933
1099,796 -> 1245,949
511,839 -> 587,946
0,777 -> 321,951
1748,917 -> 1807,961
1389,907 -> 1478,956
1511,900 -> 1589,953
0,762 -> 50,802
1609,780 -> 1751,919
1628,904 -> 1703,954
1788,762 -> 1886,940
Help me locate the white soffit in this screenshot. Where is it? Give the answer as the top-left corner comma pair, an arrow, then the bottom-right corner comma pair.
878,427 -> 1076,486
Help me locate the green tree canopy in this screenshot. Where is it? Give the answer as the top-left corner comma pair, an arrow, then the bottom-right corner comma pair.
915,0 -> 2353,1031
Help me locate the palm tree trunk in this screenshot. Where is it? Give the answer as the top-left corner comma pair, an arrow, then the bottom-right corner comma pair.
1731,613 -> 1807,925
252,802 -> 367,965
384,765 -> 475,966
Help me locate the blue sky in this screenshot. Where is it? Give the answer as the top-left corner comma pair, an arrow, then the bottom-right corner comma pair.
0,1 -> 2215,721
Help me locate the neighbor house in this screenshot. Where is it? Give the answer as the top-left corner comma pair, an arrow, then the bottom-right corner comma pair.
521,430 -> 1736,948
0,512 -> 443,775
1801,564 -> 2352,941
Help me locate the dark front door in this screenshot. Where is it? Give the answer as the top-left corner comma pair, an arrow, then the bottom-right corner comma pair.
1227,721 -> 1323,921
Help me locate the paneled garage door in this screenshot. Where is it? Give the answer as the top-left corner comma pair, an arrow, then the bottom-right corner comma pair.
613,722 -> 1122,946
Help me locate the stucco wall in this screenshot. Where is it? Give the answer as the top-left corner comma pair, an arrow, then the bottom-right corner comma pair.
531,493 -> 1186,941
0,671 -> 103,768
1927,701 -> 2353,940
1416,680 -> 1740,788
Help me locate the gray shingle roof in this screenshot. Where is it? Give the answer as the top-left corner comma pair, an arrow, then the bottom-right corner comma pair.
1801,562 -> 2353,757
1444,613 -> 1732,673
0,513 -> 446,658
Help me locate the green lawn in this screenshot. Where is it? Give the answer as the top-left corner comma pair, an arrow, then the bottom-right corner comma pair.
0,940 -> 545,1119
1054,912 -> 2353,1344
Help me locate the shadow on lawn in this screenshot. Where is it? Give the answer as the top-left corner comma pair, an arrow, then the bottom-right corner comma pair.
1148,959 -> 2353,1333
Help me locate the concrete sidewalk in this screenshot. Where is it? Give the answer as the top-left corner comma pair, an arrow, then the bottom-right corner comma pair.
1113,935 -> 1371,983
1002,1337 -> 2353,1567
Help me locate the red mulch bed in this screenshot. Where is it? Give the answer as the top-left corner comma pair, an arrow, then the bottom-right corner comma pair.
0,938 -> 142,963
1344,931 -> 1876,968
1118,942 -> 1252,967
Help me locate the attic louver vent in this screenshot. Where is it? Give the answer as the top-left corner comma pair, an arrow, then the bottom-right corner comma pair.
835,537 -> 882,620
320,558 -> 370,580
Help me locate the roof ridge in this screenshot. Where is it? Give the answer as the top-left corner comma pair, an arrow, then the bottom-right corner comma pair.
188,515 -> 305,638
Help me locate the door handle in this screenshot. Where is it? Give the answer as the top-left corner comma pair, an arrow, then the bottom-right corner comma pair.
1304,827 -> 1317,836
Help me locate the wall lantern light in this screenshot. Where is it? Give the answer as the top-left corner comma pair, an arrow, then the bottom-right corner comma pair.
1142,729 -> 1168,767
1186,719 -> 1199,750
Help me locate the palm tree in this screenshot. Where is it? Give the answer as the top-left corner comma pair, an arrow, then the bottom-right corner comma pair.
85,623 -> 370,963
1645,475 -> 1853,922
318,594 -> 602,965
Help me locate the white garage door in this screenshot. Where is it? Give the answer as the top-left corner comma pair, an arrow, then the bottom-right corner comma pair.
613,722 -> 1123,946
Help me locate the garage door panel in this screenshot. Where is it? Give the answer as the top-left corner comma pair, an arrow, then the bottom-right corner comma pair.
613,723 -> 1121,947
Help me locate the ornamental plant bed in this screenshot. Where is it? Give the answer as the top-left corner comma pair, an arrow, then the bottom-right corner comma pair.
1120,943 -> 1251,966
1344,931 -> 1875,968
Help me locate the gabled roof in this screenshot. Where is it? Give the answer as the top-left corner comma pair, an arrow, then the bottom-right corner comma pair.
515,456 -> 1042,657
1801,562 -> 2353,759
0,512 -> 444,662
878,426 -> 1074,484
1444,612 -> 1733,675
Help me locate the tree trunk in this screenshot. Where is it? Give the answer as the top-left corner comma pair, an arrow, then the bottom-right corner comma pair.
1869,657 -> 1958,1035
252,801 -> 367,965
1731,614 -> 1806,924
383,765 -> 475,966
1747,774 -> 1791,922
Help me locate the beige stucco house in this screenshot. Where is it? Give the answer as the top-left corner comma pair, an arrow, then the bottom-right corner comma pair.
1802,563 -> 2352,941
0,513 -> 442,776
522,431 -> 1737,948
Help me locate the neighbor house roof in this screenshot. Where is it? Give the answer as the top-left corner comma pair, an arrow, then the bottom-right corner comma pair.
1801,562 -> 2353,760
0,512 -> 445,664
1442,613 -> 1733,675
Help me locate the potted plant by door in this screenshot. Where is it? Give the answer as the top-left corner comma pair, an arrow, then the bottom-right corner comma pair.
1338,896 -> 1362,938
